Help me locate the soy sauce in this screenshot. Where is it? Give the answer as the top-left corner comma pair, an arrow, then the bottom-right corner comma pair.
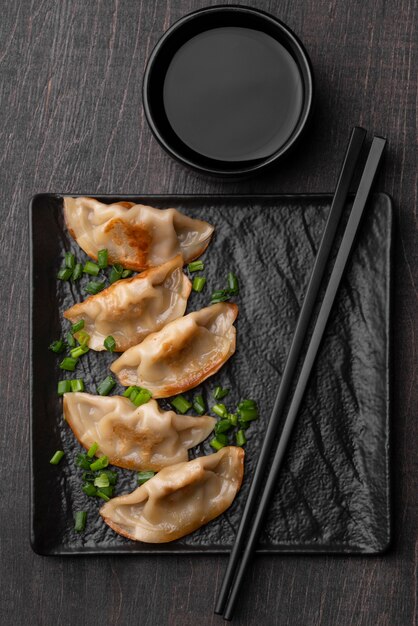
163,27 -> 303,162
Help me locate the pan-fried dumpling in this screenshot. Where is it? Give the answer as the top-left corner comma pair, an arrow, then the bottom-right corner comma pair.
63,197 -> 214,271
63,255 -> 191,352
63,394 -> 216,471
100,446 -> 244,542
110,303 -> 238,397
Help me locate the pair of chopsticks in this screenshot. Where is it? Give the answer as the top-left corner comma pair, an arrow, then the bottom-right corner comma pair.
215,127 -> 387,621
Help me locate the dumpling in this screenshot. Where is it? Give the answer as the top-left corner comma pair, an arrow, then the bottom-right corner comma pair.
63,394 -> 216,471
100,447 -> 244,542
110,303 -> 238,397
63,255 -> 191,351
63,196 -> 214,271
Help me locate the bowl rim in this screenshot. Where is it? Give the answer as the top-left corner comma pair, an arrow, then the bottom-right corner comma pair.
142,4 -> 314,177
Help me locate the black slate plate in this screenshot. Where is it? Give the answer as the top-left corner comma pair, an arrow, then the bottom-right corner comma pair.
30,193 -> 392,555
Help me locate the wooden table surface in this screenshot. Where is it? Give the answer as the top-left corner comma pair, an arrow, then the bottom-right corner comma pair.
1,1 -> 416,625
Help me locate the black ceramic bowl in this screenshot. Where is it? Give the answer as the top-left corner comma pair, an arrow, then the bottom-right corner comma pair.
143,5 -> 314,178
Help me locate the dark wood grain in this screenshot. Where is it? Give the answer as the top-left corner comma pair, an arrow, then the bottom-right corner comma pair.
0,1 -> 416,625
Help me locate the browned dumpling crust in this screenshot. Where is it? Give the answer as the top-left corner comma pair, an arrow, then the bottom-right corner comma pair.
63,394 -> 216,471
100,447 -> 244,542
63,255 -> 191,352
110,302 -> 238,397
63,197 -> 214,271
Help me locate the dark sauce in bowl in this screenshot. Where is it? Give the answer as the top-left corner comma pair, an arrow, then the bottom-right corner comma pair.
163,27 -> 303,162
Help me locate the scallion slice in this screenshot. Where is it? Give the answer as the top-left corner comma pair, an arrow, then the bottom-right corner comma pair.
236,429 -> 247,447
74,511 -> 87,532
49,450 -> 64,465
76,453 -> 93,470
171,395 -> 192,414
212,403 -> 228,418
59,357 -> 77,372
97,249 -> 108,269
210,289 -> 230,304
71,319 -> 84,333
87,442 -> 98,458
213,386 -> 229,400
209,437 -> 227,451
193,394 -> 206,415
66,332 -> 76,348
76,331 -> 90,347
83,261 -> 100,276
57,380 -> 71,396
227,272 -> 239,295
228,413 -> 238,427
123,386 -> 135,397
70,379 -> 85,392
215,419 -> 233,434
70,345 -> 89,359
132,388 -> 152,407
188,260 -> 204,272
82,483 -> 97,497
57,267 -> 73,281
72,263 -> 83,281
192,276 -> 206,293
49,340 -> 65,354
121,269 -> 133,278
104,335 -> 116,352
97,376 -> 116,396
94,473 -> 110,488
109,264 -> 124,284
101,470 -> 118,485
89,455 -> 109,471
137,470 -> 156,485
85,281 -> 106,295
96,490 -> 110,502
65,252 -> 75,270
97,485 -> 114,498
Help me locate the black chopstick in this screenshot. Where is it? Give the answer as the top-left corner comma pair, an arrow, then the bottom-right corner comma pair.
215,126 -> 366,617
220,135 -> 386,621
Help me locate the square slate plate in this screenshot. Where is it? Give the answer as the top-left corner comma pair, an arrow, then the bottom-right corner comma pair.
30,193 -> 392,555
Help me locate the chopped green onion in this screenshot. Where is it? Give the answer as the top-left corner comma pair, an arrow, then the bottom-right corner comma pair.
238,419 -> 251,430
82,483 -> 97,497
121,269 -> 133,278
70,345 -> 89,359
210,289 -> 230,304
82,471 -> 96,483
90,455 -> 109,471
57,267 -> 72,281
85,281 -> 106,295
71,319 -> 85,333
49,450 -> 64,465
192,276 -> 206,293
212,403 -> 228,418
109,264 -> 124,284
188,260 -> 204,272
59,357 -> 77,372
132,388 -> 152,407
74,511 -> 87,532
210,437 -> 227,451
72,263 -> 83,281
237,407 -> 259,422
49,340 -> 65,354
70,379 -> 85,392
227,272 -> 239,295
102,471 -> 118,485
236,429 -> 247,447
97,376 -> 116,396
87,442 -> 99,458
238,399 -> 257,409
83,261 -> 100,276
65,252 -> 75,270
228,413 -> 238,426
129,388 -> 139,403
123,386 -> 136,397
57,380 -> 71,396
104,335 -> 116,352
96,490 -> 110,502
94,473 -> 110,488
97,249 -> 108,269
66,332 -> 76,348
213,386 -> 229,400
137,470 -> 156,485
215,419 -> 233,434
97,485 -> 114,498
76,330 -> 90,347
171,395 -> 192,414
193,394 -> 206,415
76,453 -> 93,470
